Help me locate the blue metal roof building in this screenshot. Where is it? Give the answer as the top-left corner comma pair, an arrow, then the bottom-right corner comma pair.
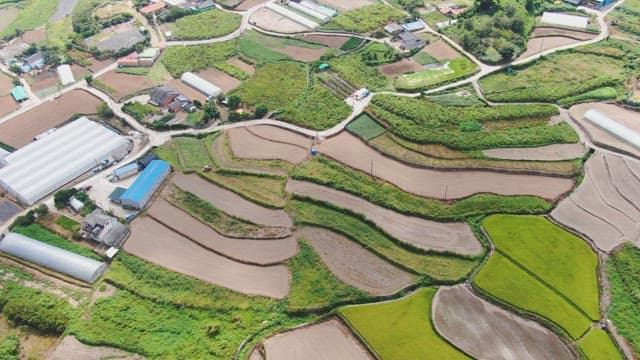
119,160 -> 170,210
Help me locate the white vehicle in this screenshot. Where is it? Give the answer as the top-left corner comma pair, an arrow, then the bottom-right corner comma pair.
354,88 -> 370,100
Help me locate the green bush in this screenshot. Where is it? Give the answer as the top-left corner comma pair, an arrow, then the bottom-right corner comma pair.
0,282 -> 72,333
213,61 -> 249,80
0,334 -> 19,360
459,120 -> 482,132
231,62 -> 306,110
280,81 -> 352,130
557,87 -> 618,107
55,215 -> 81,232
339,37 -> 363,51
122,102 -> 160,121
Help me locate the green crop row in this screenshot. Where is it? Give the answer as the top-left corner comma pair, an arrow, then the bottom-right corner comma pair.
168,10 -> 241,40
607,244 -> 640,357
160,40 -> 238,77
557,87 -> 618,107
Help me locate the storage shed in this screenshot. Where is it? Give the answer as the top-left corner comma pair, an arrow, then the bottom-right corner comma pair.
584,109 -> 640,150
0,232 -> 106,283
0,117 -> 131,205
180,72 -> 222,99
119,160 -> 170,210
57,64 -> 75,86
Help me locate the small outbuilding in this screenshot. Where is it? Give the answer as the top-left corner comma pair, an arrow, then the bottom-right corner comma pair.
384,23 -> 404,35
140,1 -> 166,15
0,232 -> 107,283
83,209 -> 129,247
10,86 -> 27,102
180,72 -> 223,99
149,86 -> 179,107
119,160 -> 171,210
57,64 -> 75,86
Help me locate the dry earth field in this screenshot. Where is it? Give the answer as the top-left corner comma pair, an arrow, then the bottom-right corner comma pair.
49,336 -> 144,360
249,8 -> 308,34
378,59 -> 424,77
97,70 -> 156,100
228,127 -> 309,164
518,37 -> 582,60
422,40 -> 460,61
196,68 -> 241,92
483,143 -> 587,161
297,34 -> 351,48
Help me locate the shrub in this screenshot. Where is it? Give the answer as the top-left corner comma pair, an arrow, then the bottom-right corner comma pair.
326,4 -> 405,33
0,282 -> 72,333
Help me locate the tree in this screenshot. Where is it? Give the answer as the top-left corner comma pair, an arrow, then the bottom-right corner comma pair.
84,74 -> 93,84
11,78 -> 21,87
475,0 -> 498,11
226,95 -> 241,109
254,104 -> 268,119
97,103 -> 114,119
497,43 -> 515,61
192,99 -> 202,109
201,102 -> 219,123
35,204 -> 49,217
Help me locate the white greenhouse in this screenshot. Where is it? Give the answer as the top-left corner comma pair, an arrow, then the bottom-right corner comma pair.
0,117 -> 131,205
180,72 -> 222,99
0,233 -> 107,283
584,109 -> 640,150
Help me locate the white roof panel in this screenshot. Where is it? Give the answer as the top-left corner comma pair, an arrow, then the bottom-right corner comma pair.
540,12 -> 588,29
57,64 -> 75,86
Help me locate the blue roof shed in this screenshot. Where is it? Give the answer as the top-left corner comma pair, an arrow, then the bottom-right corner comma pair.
119,160 -> 170,210
10,86 -> 27,102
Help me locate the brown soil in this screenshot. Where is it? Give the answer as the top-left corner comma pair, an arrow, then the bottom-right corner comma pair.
49,336 -> 144,360
288,180 -> 482,255
263,318 -> 374,360
148,198 -> 297,265
227,57 -> 255,75
250,125 -> 313,148
531,27 -> 596,40
551,152 -> 640,252
483,143 -> 587,161
316,0 -> 373,11
97,70 -> 156,100
318,132 -> 575,200
126,217 -> 291,298
212,133 -> 288,176
228,127 -> 309,164
249,8 -> 308,34
279,45 -> 326,62
423,40 -> 460,61
570,102 -> 640,158
0,96 -> 18,118
172,173 -> 293,227
433,285 -> 574,360
196,68 -> 241,92
297,34 -> 350,48
167,78 -> 208,103
87,58 -> 113,73
0,72 -> 12,96
0,7 -> 19,33
236,0 -> 269,11
0,89 -> 102,148
378,59 -> 424,77
518,36 -> 580,60
298,227 -> 415,296
21,28 -> 46,44
29,70 -> 59,93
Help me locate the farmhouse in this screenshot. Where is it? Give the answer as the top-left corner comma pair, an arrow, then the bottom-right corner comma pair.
119,160 -> 171,210
192,0 -> 216,11
83,209 -> 129,247
398,32 -> 426,50
20,52 -> 45,73
57,64 -> 75,86
181,72 -> 223,99
140,1 -> 166,15
0,232 -> 107,283
150,86 -> 179,107
384,23 -> 404,35
402,19 -> 427,32
0,117 -> 131,205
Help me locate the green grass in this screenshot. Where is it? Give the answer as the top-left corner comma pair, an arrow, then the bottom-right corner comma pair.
346,113 -> 386,140
369,94 -> 578,150
160,40 -> 238,77
168,9 -> 241,41
427,93 -> 485,107
474,253 -> 591,339
290,156 -> 552,221
607,244 -> 640,357
557,87 -> 618,107
395,57 -> 478,91
174,137 -> 214,171
203,171 -> 288,208
340,288 -> 470,360
213,61 -> 249,80
45,16 -> 73,48
115,67 -> 149,76
578,328 -> 623,360
0,0 -> 59,37
288,199 -> 478,280
280,80 -> 352,130
122,102 -> 160,121
329,51 -> 388,90
12,224 -> 100,260
287,240 -> 368,312
483,215 -> 600,319
339,37 -> 363,51
231,62 -> 306,110
237,30 -> 324,65
480,52 -> 627,102
325,4 -> 405,33
54,215 -> 80,232
412,51 -> 439,65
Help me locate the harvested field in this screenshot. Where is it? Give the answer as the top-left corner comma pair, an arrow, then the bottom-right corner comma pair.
0,199 -> 21,225
0,72 -> 12,95
227,57 -> 255,75
317,0 -> 374,11
0,7 -> 19,34
29,70 -> 58,94
531,27 -> 596,40
236,0 -> 269,11
97,70 -> 156,100
378,59 -> 424,77
570,102 -> 640,158
250,125 -> 312,148
423,40 -> 460,61
167,78 -> 208,103
262,318 -> 374,360
287,180 -> 482,255
318,132 -> 575,200
126,217 -> 290,298
278,46 -> 326,62
297,34 -> 350,48
551,152 -> 640,251
0,96 -> 18,118
0,89 -> 102,148
483,143 -> 587,161
148,198 -> 297,265
249,8 -> 308,34
298,227 -> 415,296
227,127 -> 309,164
518,36 -> 581,60
22,28 -> 46,44
433,285 -> 574,360
196,68 -> 240,92
172,173 -> 293,227
49,336 -> 143,360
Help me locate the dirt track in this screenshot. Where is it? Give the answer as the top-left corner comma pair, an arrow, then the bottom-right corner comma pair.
49,336 -> 144,360
172,173 -> 293,227
126,217 -> 290,298
0,90 -> 102,148
299,227 -> 415,295
262,318 -> 374,360
228,127 -> 309,164
148,199 -> 297,265
433,285 -> 574,360
551,153 -> 640,251
483,143 -> 587,161
288,180 -> 482,255
318,132 -> 575,200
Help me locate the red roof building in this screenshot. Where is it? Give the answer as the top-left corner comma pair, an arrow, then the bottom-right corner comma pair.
140,2 -> 166,15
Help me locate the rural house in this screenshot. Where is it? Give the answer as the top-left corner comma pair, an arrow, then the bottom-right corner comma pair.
398,32 -> 426,50
150,86 -> 179,107
83,209 -> 129,247
384,23 -> 404,35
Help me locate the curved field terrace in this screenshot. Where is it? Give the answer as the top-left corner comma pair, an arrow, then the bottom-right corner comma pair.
227,127 -> 309,165
483,143 -> 587,161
